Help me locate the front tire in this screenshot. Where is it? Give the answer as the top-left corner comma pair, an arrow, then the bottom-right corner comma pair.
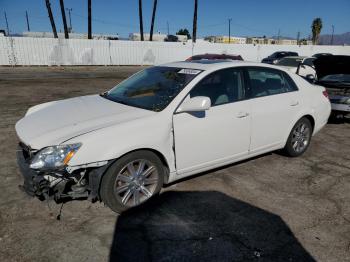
100,151 -> 164,214
283,118 -> 312,157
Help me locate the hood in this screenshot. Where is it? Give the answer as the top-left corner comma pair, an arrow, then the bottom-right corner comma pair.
314,55 -> 350,79
15,94 -> 155,149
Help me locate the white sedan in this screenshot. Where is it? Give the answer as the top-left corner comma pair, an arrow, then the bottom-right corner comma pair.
15,60 -> 331,213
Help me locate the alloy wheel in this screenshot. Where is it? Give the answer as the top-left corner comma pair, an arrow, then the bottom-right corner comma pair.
291,123 -> 311,153
114,159 -> 159,207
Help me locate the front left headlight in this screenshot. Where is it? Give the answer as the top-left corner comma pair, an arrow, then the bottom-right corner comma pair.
30,143 -> 82,170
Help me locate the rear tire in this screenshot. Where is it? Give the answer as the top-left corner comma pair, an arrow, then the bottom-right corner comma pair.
283,117 -> 312,157
100,150 -> 164,214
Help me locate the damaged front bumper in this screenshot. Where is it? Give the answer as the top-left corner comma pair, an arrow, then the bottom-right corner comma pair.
16,144 -> 111,202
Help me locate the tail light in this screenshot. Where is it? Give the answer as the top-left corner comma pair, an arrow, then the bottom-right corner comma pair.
322,90 -> 329,99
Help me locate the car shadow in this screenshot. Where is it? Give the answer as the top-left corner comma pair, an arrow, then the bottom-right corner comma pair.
109,191 -> 315,262
328,115 -> 350,124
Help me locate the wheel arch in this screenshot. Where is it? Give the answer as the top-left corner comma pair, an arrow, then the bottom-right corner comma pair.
283,114 -> 316,148
302,114 -> 315,132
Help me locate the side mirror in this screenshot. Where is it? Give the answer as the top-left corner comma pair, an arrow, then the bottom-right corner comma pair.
304,74 -> 316,84
176,96 -> 211,113
306,74 -> 315,81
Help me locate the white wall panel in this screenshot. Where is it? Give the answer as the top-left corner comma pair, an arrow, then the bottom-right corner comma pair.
0,37 -> 349,66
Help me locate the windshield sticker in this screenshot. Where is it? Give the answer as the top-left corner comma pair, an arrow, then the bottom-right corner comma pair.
178,69 -> 201,75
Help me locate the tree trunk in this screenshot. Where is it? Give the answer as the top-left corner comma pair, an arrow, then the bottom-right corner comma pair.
149,0 -> 158,41
192,0 -> 198,43
139,0 -> 144,41
59,0 -> 69,39
88,0 -> 92,39
45,0 -> 58,38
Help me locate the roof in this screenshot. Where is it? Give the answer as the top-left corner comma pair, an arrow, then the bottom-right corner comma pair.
281,56 -> 307,59
161,60 -> 289,72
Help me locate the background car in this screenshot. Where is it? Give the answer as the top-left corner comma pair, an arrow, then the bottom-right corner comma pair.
276,56 -> 316,77
186,53 -> 243,61
312,53 -> 332,58
164,35 -> 179,42
261,51 -> 299,64
312,55 -> 350,119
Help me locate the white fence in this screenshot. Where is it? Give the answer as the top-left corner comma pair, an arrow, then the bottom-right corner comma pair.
1,36 -> 350,66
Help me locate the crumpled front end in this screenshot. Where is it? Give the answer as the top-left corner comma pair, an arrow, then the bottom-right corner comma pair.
17,142 -> 110,202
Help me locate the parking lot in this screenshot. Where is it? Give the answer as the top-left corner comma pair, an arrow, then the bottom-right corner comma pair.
0,66 -> 349,262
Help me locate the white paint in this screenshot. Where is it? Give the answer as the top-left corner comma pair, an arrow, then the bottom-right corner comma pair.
1,36 -> 350,66
15,60 -> 331,184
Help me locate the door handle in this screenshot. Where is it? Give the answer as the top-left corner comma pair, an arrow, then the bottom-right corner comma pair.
290,101 -> 299,106
237,112 -> 249,118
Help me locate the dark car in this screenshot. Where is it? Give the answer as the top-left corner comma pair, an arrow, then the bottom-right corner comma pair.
261,51 -> 298,64
312,53 -> 332,58
186,53 -> 243,61
298,55 -> 350,119
314,55 -> 350,118
164,35 -> 179,42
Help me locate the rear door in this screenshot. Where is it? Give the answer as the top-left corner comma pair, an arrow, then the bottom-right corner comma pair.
245,67 -> 301,153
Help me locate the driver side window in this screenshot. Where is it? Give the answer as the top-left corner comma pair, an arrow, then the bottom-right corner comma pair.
189,68 -> 245,107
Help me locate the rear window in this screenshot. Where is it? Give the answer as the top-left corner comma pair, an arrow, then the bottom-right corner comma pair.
277,58 -> 303,67
247,68 -> 298,98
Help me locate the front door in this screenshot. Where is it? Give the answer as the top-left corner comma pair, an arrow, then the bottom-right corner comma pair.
173,68 -> 251,175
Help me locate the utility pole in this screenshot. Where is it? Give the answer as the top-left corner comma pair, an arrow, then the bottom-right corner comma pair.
277,29 -> 281,44
228,18 -> 232,44
138,0 -> 144,41
149,0 -> 158,41
297,31 -> 300,45
66,8 -> 72,33
45,0 -> 58,38
59,0 -> 69,38
331,25 -> 334,45
167,21 -> 169,35
88,0 -> 92,39
4,12 -> 10,36
25,11 -> 30,31
192,0 -> 198,43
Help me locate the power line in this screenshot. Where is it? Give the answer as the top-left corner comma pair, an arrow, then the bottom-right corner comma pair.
72,12 -> 138,29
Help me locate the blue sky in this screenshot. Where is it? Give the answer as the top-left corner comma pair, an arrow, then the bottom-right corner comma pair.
0,0 -> 349,38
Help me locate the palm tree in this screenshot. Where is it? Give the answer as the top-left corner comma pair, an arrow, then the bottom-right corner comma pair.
88,0 -> 92,39
149,0 -> 158,41
59,0 -> 69,39
192,0 -> 198,43
311,18 -> 323,45
138,0 -> 144,41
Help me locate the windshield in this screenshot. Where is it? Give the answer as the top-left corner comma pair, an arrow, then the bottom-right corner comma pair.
319,74 -> 350,83
277,57 -> 303,67
103,66 -> 201,111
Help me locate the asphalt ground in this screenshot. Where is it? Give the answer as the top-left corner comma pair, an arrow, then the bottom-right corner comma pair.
0,66 -> 349,262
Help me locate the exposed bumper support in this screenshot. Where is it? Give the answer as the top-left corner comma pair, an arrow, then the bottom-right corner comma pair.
16,145 -> 113,202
